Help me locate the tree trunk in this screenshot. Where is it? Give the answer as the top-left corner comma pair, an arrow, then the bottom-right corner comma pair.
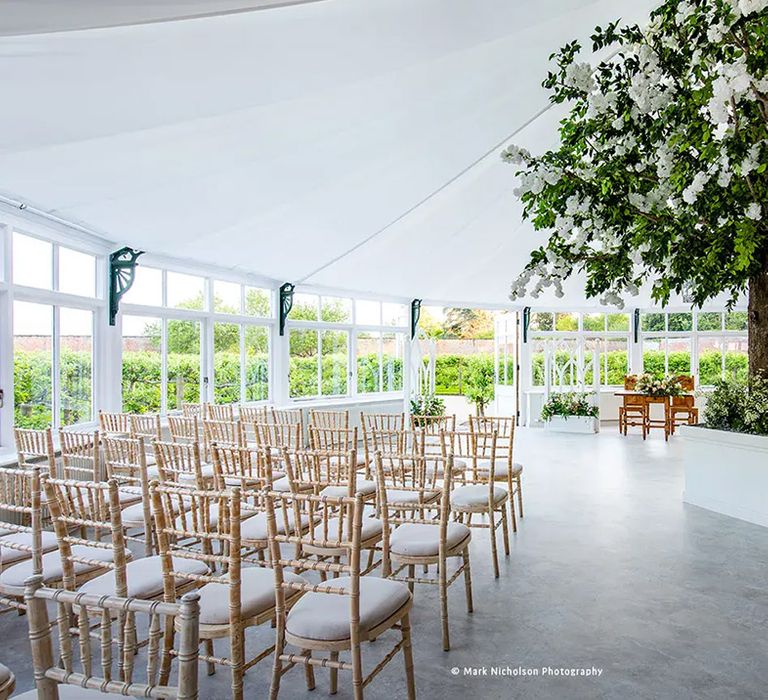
748,261 -> 768,380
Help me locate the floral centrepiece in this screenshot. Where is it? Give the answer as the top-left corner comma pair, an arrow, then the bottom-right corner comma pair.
635,373 -> 683,397
541,392 -> 599,421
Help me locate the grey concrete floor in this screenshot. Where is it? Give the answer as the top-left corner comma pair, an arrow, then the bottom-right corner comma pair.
3,427 -> 768,699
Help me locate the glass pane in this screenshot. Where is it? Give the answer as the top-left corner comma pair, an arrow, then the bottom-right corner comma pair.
213,280 -> 242,314
122,315 -> 161,413
167,271 -> 205,310
214,323 -> 241,403
245,287 -> 272,317
529,312 -> 553,332
14,301 -> 53,428
122,266 -> 162,306
725,311 -> 748,331
321,330 -> 348,396
496,314 -> 516,386
555,313 -> 579,331
382,333 -> 405,392
697,312 -> 722,331
291,294 -> 319,321
529,338 -> 546,386
723,337 -> 748,381
167,319 -> 201,411
583,337 -> 603,385
582,313 -> 605,332
698,337 -> 723,385
59,308 -> 92,426
643,337 -> 666,378
355,300 -> 381,326
667,337 -> 691,375
59,247 -> 96,297
607,313 -> 630,331
668,312 -> 693,332
641,312 -> 666,332
321,297 -> 352,323
606,338 -> 629,385
13,232 -> 52,290
244,326 -> 269,401
382,303 -> 408,327
289,329 -> 318,398
357,332 -> 381,393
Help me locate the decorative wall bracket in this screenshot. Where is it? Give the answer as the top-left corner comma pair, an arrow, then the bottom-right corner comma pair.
279,283 -> 295,336
522,306 -> 531,343
109,247 -> 144,326
410,299 -> 422,339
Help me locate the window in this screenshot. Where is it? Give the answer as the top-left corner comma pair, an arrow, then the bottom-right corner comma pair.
214,322 -> 241,404
59,308 -> 93,426
357,332 -> 381,394
59,247 -> 96,298
122,266 -> 162,306
244,326 -> 269,401
13,301 -> 53,428
122,316 -> 161,414
291,294 -> 319,321
322,330 -> 349,396
214,280 -> 242,314
12,233 -> 52,290
245,287 -> 272,317
289,329 -> 319,398
167,319 -> 201,410
355,299 -> 381,326
167,272 -> 204,310
321,297 -> 352,323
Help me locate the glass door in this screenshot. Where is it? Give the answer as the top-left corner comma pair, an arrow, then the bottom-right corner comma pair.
493,312 -> 518,421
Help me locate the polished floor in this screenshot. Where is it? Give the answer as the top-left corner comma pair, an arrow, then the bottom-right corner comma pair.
4,427 -> 768,699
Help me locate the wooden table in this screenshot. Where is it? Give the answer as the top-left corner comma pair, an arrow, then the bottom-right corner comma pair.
613,391 -> 691,440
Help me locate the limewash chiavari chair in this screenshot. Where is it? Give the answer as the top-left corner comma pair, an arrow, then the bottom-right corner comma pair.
360,415 -> 406,478
98,410 -> 131,438
266,491 -> 415,700
377,452 -> 473,652
130,414 -> 162,464
469,415 -> 524,532
304,436 -> 376,501
442,429 -> 509,578
309,425 -> 367,470
239,404 -> 271,424
410,414 -> 456,438
151,484 -> 305,699
271,407 -> 303,426
308,409 -> 349,430
153,440 -> 209,488
205,403 -> 236,422
15,427 -> 57,478
102,436 -> 154,556
182,401 -> 205,417
202,419 -> 245,461
372,450 -> 440,521
59,430 -> 101,482
16,576 -> 201,700
210,443 -> 269,492
0,467 -> 57,610
249,422 -> 301,490
168,415 -> 201,446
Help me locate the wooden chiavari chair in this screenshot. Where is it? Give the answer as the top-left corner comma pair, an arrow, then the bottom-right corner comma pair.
130,413 -> 162,465
309,426 -> 367,470
210,443 -> 269,492
443,429 -> 509,578
250,422 -> 301,491
181,401 -> 205,417
205,403 -> 236,421
0,467 -> 57,610
410,414 -> 456,445
152,483 -> 304,699
102,436 -> 154,556
16,576 -> 200,700
202,419 -> 245,458
239,404 -> 271,424
377,452 -> 472,651
469,416 -> 524,532
266,491 -> 415,700
619,375 -> 646,436
360,415 -> 407,478
15,427 -> 57,478
98,410 -> 131,438
271,407 -> 303,426
168,415 -> 201,446
670,375 -> 699,433
59,430 -> 101,482
308,409 -> 349,430
153,440 -> 209,488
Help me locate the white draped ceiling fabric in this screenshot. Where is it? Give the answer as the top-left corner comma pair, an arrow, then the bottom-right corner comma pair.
0,0 -> 660,307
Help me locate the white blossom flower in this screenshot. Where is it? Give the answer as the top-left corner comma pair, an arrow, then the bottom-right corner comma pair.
682,171 -> 711,204
501,144 -> 531,165
563,62 -> 594,92
745,203 -> 762,220
739,0 -> 768,16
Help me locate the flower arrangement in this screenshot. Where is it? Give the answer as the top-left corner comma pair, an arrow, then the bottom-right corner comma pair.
541,392 -> 599,421
635,373 -> 683,397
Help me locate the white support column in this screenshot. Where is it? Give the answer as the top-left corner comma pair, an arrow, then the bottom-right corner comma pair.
0,224 -> 14,446
272,288 -> 289,406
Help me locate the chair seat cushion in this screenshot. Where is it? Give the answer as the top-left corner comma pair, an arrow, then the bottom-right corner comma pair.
320,480 -> 376,498
451,484 -> 508,508
240,510 -> 313,542
311,517 -> 382,547
425,458 -> 466,476
0,530 -> 58,566
0,545 -> 127,596
117,488 -> 143,506
0,661 -> 12,688
197,566 -> 306,625
476,459 -> 523,478
178,463 -> 216,483
326,454 -> 367,468
272,476 -> 292,492
384,488 -> 439,506
389,522 -> 470,557
13,686 -> 106,699
78,555 -> 208,600
286,576 -> 410,641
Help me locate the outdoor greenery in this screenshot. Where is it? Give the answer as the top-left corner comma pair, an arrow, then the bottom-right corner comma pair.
503,0 -> 768,377
703,375 -> 768,435
462,359 -> 495,415
410,393 -> 446,417
541,392 -> 599,420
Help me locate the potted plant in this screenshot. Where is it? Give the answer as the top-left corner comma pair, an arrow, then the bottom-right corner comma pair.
462,359 -> 495,416
410,393 -> 445,417
541,392 -> 599,433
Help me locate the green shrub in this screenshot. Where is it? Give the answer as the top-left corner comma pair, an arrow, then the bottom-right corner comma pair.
703,376 -> 768,436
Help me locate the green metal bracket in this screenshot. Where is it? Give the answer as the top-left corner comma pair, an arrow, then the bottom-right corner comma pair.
522,306 -> 531,343
109,247 -> 144,326
633,308 -> 640,343
410,299 -> 422,339
279,283 -> 295,336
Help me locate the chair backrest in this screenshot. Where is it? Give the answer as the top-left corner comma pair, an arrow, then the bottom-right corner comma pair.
239,405 -> 271,424
131,413 -> 162,442
250,421 -> 303,450
470,421 -> 512,477
309,426 -> 357,452
676,375 -> 695,392
308,409 -> 349,430
181,402 -> 204,417
443,429 -> 497,484
205,403 -> 235,421
202,419 -> 244,449
23,575 -> 200,699
361,412 -> 405,433
624,375 -> 638,390
153,440 -> 205,488
468,415 -> 514,439
210,443 -> 271,491
410,414 -> 455,435
271,407 -> 303,426
284,448 -> 357,495
0,467 -> 43,586
168,415 -> 200,445
98,410 -> 131,436
58,430 -> 100,481
266,491 -> 364,630
15,427 -> 57,478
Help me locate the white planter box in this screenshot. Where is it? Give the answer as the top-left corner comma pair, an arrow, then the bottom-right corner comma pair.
543,415 -> 599,434
681,425 -> 768,527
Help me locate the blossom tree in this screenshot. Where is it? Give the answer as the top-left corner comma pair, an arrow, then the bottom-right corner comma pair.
503,0 -> 768,377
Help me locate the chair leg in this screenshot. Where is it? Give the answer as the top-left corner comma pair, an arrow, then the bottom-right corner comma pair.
269,628 -> 284,700
500,504 -> 510,556
330,650 -> 339,695
204,639 -> 215,676
407,564 -> 415,594
303,649 -> 316,691
489,508 -> 500,579
231,627 -> 244,700
351,640 -> 363,700
402,613 -> 417,700
462,548 -> 474,615
439,558 -> 450,651
516,477 -> 524,518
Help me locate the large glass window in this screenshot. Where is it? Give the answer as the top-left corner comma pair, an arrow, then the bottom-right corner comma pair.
289,329 -> 319,398
167,272 -> 204,311
12,233 -> 52,290
214,322 -> 241,404
357,332 -> 381,394
167,319 -> 201,410
244,326 -> 269,401
59,308 -> 93,426
122,266 -> 162,306
322,330 -> 349,396
59,247 -> 96,298
13,301 -> 53,428
122,315 -> 162,414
